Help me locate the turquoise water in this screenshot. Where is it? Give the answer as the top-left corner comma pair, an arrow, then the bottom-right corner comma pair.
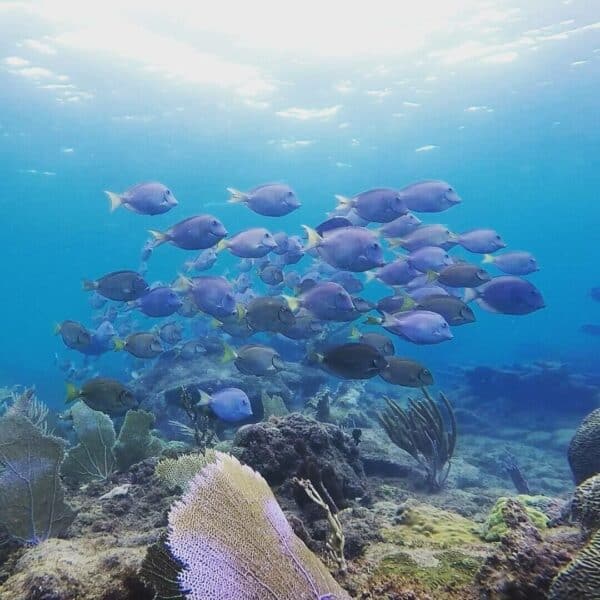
1,2 -> 599,407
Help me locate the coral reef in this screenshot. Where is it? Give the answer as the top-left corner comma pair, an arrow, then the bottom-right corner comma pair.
568,407 -> 600,485
381,503 -> 482,549
61,402 -> 117,481
548,530 -> 600,600
378,390 -> 456,491
62,403 -> 162,482
570,473 -> 600,531
155,451 -> 216,492
475,498 -> 576,599
480,496 -> 550,542
166,451 -> 351,599
0,412 -> 75,544
232,413 -> 366,510
0,537 -> 152,600
114,409 -> 163,471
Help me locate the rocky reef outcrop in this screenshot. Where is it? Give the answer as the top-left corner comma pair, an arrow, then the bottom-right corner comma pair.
232,412 -> 367,510
475,498 -> 577,599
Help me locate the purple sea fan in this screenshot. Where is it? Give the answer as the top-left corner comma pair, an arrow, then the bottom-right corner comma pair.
167,452 -> 350,600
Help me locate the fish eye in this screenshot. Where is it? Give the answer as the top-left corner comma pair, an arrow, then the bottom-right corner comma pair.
495,235 -> 501,240
166,189 -> 171,195
442,322 -> 448,328
212,219 -> 218,226
447,187 -> 453,192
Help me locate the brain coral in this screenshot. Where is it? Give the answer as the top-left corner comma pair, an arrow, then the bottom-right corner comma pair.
167,451 -> 350,600
549,530 -> 600,600
571,473 -> 600,532
568,408 -> 600,485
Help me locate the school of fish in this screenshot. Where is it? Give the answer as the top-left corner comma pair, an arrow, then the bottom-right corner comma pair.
55,180 -> 544,422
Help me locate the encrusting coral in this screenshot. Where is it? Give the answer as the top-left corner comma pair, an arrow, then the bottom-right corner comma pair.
378,389 -> 457,491
568,407 -> 600,485
166,451 -> 350,599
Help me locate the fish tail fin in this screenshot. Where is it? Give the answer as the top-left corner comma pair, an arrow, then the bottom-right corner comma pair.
197,390 -> 211,406
349,327 -> 361,340
113,338 -> 125,352
227,187 -> 247,203
216,239 -> 228,253
221,343 -> 236,363
463,288 -> 478,303
426,270 -> 438,283
307,350 -> 324,364
364,270 -> 377,283
335,194 -> 352,209
236,303 -> 246,320
282,295 -> 300,312
301,225 -> 322,251
53,322 -> 61,335
387,238 -> 404,249
183,260 -> 194,272
82,279 -> 97,292
172,274 -> 193,293
65,383 -> 80,404
105,190 -> 123,212
400,295 -> 417,311
482,254 -> 494,264
148,229 -> 167,247
123,301 -> 136,312
211,319 -> 222,329
364,315 -> 382,325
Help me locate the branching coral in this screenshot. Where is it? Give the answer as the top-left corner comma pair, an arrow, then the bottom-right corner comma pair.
293,477 -> 346,574
378,388 -> 457,491
167,451 -> 350,599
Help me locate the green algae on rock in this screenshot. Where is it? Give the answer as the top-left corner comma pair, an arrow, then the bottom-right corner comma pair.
480,495 -> 550,542
370,548 -> 482,599
382,503 -> 482,549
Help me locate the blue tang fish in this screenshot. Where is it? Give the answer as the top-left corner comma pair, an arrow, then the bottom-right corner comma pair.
198,387 -> 253,422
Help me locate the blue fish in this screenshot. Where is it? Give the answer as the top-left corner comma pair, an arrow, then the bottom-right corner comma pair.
198,387 -> 253,422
